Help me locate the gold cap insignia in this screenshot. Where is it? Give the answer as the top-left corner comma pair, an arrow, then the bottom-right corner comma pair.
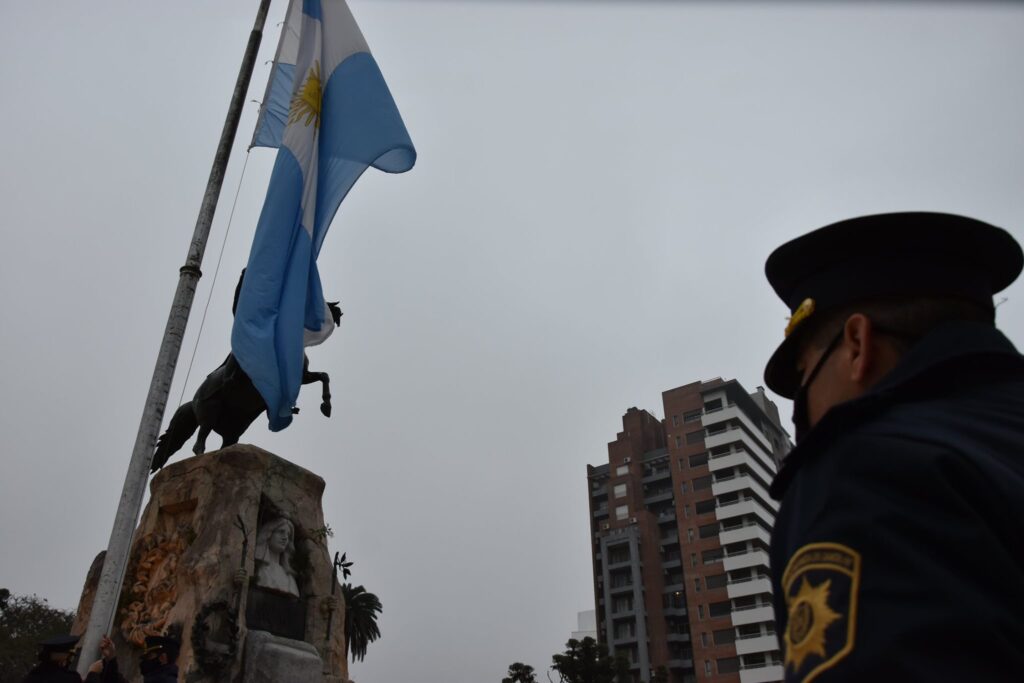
785,298 -> 816,338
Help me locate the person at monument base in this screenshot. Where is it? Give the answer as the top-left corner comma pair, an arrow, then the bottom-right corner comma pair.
83,635 -> 125,683
21,635 -> 83,683
762,212 -> 1024,680
138,636 -> 179,683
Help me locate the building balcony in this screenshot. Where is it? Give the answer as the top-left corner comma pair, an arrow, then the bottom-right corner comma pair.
663,582 -> 685,593
711,474 -> 775,510
739,664 -> 784,683
715,498 -> 775,528
662,557 -> 682,570
705,429 -> 778,480
709,453 -> 776,505
645,489 -> 674,504
724,549 -> 771,573
701,404 -> 775,456
727,577 -> 773,599
642,468 -> 672,484
719,523 -> 771,546
735,634 -> 779,656
609,583 -> 634,594
666,632 -> 691,643
662,606 -> 688,617
593,507 -> 610,518
731,605 -> 775,627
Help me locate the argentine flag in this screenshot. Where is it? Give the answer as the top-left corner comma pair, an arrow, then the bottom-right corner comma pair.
232,0 -> 415,431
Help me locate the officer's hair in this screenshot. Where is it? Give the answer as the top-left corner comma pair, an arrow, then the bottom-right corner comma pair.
804,295 -> 995,353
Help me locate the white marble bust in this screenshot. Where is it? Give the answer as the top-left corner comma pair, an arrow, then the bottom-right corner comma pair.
254,517 -> 300,597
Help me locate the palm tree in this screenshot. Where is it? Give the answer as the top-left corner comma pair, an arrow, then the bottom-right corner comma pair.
502,662 -> 538,683
341,583 -> 382,662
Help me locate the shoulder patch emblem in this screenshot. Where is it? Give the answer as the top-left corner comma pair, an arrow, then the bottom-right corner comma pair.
781,542 -> 861,682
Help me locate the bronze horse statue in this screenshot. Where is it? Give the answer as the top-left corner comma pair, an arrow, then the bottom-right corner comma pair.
151,272 -> 341,472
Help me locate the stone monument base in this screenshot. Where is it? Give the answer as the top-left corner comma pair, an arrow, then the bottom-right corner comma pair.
243,631 -> 323,683
72,445 -> 350,682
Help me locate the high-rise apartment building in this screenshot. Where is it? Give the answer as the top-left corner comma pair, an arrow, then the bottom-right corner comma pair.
587,378 -> 791,683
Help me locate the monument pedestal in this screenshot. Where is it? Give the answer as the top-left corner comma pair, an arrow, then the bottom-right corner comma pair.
73,445 -> 349,682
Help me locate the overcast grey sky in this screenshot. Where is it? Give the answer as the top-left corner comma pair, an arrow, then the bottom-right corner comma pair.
1,1 -> 1023,681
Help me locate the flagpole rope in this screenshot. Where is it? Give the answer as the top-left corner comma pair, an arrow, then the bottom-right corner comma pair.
176,149 -> 253,408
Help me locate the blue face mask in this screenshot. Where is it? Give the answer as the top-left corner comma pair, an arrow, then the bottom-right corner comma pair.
792,330 -> 844,442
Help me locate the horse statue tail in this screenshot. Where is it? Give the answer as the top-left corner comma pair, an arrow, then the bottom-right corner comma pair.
152,402 -> 199,472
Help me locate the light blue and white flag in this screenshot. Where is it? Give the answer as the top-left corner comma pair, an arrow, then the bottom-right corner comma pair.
233,0 -> 415,431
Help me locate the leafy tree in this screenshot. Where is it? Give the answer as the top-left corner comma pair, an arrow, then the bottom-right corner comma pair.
550,637 -> 627,683
502,661 -> 538,683
341,583 -> 382,662
0,588 -> 75,680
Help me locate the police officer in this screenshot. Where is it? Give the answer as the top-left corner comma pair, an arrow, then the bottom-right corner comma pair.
21,635 -> 82,683
763,212 -> 1024,680
138,635 -> 179,683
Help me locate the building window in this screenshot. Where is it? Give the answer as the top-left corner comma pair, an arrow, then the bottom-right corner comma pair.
608,544 -> 630,564
717,657 -> 740,674
674,435 -> 682,448
704,398 -> 723,412
713,628 -> 737,646
698,605 -> 705,620
614,483 -> 627,499
709,600 -> 732,618
689,453 -> 709,468
706,573 -> 728,589
672,414 -> 679,426
692,475 -> 713,491
694,578 -> 702,593
683,504 -> 691,518
695,499 -> 716,515
702,548 -> 724,564
687,528 -> 694,542
706,422 -> 728,436
690,553 -> 697,567
700,632 -> 708,647
680,482 -> 688,493
698,523 -> 719,539
616,464 -> 629,476
615,505 -> 629,520
704,660 -> 712,676
684,409 -> 702,423
686,430 -> 705,444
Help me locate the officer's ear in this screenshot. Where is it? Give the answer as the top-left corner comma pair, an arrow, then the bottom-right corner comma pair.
842,313 -> 873,384
844,313 -> 901,388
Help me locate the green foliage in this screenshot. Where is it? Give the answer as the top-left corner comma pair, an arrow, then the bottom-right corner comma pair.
0,588 -> 75,680
551,637 -> 626,683
341,583 -> 382,662
502,661 -> 538,683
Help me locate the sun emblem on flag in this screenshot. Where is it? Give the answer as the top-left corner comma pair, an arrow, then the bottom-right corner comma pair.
289,60 -> 322,129
784,577 -> 842,672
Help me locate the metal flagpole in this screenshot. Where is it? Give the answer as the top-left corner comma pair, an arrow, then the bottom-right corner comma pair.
77,0 -> 273,673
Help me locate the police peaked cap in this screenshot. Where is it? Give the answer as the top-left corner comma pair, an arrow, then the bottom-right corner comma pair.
144,635 -> 180,657
764,212 -> 1023,399
39,634 -> 80,653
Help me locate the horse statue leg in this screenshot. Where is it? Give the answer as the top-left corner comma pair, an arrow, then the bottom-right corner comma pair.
301,363 -> 332,417
193,424 -> 212,455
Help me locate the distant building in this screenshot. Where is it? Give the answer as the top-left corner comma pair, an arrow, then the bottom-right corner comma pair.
572,609 -> 598,642
587,379 -> 791,683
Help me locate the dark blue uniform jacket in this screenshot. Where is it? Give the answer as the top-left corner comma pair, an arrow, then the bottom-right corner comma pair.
770,321 -> 1024,681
